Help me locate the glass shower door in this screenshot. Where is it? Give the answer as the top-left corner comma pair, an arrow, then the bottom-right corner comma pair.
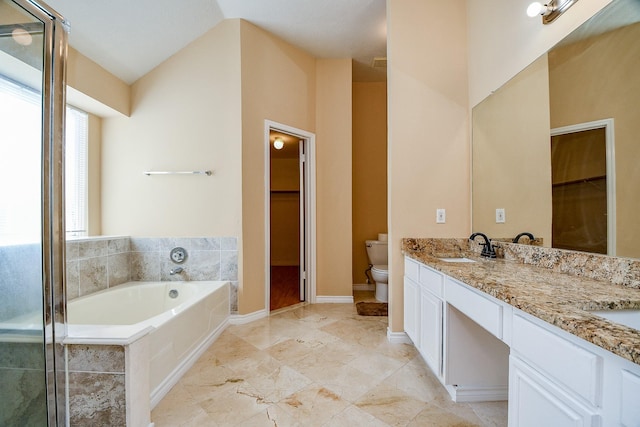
0,0 -> 68,425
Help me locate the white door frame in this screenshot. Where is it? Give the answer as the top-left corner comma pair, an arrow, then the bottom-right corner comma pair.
551,118 -> 616,256
264,120 -> 317,310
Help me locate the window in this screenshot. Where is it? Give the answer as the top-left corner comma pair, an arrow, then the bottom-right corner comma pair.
65,107 -> 88,237
0,73 -> 88,245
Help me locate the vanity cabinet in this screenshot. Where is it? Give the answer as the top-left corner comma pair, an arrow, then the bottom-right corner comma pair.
509,313 -> 601,427
620,369 -> 640,425
404,257 -> 444,375
403,257 -> 508,401
510,310 -> 640,427
509,355 -> 599,427
419,287 -> 443,375
403,258 -> 420,346
417,264 -> 444,375
403,255 -> 640,426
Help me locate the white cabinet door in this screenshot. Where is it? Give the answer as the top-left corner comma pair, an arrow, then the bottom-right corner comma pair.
621,369 -> 640,426
419,288 -> 442,376
404,275 -> 420,346
509,356 -> 600,427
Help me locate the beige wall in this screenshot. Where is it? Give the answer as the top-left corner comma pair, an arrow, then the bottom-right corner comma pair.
352,82 -> 387,284
67,47 -> 130,117
239,21 -> 317,313
549,23 -> 640,258
388,0 -> 470,332
101,20 -> 243,238
315,59 -> 353,298
472,55 -> 552,244
99,18 -> 353,315
467,0 -> 613,108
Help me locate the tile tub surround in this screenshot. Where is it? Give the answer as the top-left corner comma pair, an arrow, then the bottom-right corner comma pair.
66,340 -> 150,426
401,238 -> 640,365
66,236 -> 239,312
67,344 -> 127,426
66,237 -> 131,300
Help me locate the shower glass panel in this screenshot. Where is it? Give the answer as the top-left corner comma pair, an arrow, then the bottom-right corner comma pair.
0,0 -> 67,425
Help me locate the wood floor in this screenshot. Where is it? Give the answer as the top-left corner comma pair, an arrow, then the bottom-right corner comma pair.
270,265 -> 301,311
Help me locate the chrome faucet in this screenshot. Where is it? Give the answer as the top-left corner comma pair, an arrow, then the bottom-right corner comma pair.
169,266 -> 184,275
513,232 -> 535,243
469,232 -> 497,258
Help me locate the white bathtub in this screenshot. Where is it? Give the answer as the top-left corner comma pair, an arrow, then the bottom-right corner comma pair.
66,280 -> 230,408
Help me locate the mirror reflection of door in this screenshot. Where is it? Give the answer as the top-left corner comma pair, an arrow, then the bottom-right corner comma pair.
269,131 -> 303,311
551,127 -> 608,254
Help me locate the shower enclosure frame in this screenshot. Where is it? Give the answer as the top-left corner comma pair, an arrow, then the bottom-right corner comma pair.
6,0 -> 69,424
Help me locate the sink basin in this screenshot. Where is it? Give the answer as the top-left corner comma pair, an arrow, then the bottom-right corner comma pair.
439,257 -> 477,263
590,309 -> 640,331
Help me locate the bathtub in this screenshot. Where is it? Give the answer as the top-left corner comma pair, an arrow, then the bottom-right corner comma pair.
66,280 -> 230,410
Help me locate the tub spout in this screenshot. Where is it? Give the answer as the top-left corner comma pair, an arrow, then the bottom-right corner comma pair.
170,267 -> 184,275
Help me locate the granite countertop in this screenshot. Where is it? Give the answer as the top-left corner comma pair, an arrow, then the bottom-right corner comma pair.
402,238 -> 640,366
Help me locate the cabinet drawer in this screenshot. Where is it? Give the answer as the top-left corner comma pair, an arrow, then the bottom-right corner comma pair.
512,314 -> 602,407
419,265 -> 443,297
404,257 -> 419,282
445,277 -> 503,338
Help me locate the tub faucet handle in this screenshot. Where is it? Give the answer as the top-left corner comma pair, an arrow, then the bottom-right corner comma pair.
170,267 -> 184,275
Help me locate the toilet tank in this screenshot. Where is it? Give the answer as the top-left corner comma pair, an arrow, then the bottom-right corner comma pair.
365,240 -> 388,265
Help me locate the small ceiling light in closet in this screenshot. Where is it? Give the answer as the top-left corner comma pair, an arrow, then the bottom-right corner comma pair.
273,138 -> 284,150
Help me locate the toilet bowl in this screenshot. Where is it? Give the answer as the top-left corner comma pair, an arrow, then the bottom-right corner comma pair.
365,239 -> 388,303
371,264 -> 388,302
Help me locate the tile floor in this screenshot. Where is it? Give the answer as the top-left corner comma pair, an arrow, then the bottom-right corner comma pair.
151,294 -> 508,426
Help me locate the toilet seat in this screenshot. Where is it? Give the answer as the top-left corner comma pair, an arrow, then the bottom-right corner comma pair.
371,264 -> 387,273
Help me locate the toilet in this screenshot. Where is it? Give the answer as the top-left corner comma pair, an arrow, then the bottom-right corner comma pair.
365,234 -> 388,302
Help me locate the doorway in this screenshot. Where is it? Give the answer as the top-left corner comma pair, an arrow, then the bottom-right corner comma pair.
551,119 -> 615,255
265,121 -> 315,311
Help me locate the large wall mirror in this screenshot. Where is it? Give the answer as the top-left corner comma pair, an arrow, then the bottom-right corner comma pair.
472,0 -> 640,259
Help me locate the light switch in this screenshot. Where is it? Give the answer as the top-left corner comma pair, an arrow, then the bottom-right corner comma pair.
496,208 -> 506,223
436,209 -> 446,224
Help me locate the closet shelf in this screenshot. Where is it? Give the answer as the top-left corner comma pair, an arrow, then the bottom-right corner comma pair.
552,175 -> 605,187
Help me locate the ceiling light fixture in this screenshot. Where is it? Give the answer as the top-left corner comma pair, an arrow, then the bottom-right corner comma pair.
527,0 -> 580,24
273,138 -> 284,150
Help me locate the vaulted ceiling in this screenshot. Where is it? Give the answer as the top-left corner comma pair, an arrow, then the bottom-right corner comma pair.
44,0 -> 387,84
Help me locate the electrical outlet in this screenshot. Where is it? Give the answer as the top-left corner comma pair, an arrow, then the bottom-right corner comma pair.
496,208 -> 506,223
436,209 -> 446,224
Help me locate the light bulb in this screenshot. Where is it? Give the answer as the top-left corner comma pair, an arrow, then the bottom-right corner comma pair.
273,138 -> 284,150
527,2 -> 551,17
12,27 -> 33,46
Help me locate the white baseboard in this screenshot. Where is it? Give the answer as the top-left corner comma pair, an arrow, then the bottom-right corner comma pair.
229,309 -> 268,325
315,296 -> 354,304
150,318 -> 229,409
445,384 -> 509,402
387,328 -> 412,344
353,283 -> 375,291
